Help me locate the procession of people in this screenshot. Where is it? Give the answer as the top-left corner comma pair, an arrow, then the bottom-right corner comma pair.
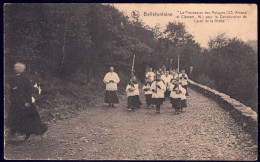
103,65 -> 189,114
6,62 -> 188,142
142,67 -> 189,114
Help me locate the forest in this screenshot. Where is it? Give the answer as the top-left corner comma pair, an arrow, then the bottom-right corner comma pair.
4,3 -> 258,120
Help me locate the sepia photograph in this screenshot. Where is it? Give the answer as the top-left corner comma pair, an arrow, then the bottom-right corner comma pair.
3,3 -> 258,160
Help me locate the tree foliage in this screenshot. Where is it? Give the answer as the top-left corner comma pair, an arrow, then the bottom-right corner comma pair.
4,4 -> 257,111
198,34 -> 257,110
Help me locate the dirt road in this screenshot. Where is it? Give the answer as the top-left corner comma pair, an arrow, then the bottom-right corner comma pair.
4,89 -> 257,160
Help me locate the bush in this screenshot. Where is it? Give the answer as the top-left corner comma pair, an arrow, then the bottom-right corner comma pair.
195,74 -> 216,89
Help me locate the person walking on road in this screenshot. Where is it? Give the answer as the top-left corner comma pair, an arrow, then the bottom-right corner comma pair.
126,78 -> 141,111
145,68 -> 155,83
151,72 -> 166,114
7,62 -> 48,141
143,78 -> 153,109
164,71 -> 173,98
169,78 -> 185,114
179,70 -> 189,96
103,67 -> 120,107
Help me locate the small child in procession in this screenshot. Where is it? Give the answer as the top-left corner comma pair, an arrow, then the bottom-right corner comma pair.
143,78 -> 153,109
151,73 -> 166,114
170,69 -> 178,80
126,78 -> 141,111
126,74 -> 136,109
179,69 -> 189,96
180,82 -> 187,108
169,78 -> 185,113
164,71 -> 173,98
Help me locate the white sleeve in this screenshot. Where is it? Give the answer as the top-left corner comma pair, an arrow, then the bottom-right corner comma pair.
151,82 -> 155,91
168,84 -> 173,90
103,73 -> 109,83
181,86 -> 186,94
114,73 -> 120,83
131,84 -> 138,90
161,82 -> 166,91
152,72 -> 155,78
126,85 -> 130,91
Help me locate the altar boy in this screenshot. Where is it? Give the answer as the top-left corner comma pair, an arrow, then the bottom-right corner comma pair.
180,82 -> 187,108
143,78 -> 153,108
151,73 -> 166,114
169,78 -> 185,113
179,70 -> 189,96
126,78 -> 141,111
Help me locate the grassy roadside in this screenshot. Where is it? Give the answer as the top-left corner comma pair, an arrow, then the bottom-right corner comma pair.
4,71 -> 139,125
32,72 -> 131,124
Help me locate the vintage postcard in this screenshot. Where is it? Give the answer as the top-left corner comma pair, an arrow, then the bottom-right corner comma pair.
4,3 -> 257,160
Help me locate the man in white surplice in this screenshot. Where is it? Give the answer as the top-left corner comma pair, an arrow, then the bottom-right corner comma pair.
103,67 -> 120,107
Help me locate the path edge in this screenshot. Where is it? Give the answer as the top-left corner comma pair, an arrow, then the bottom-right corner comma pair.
188,79 -> 258,143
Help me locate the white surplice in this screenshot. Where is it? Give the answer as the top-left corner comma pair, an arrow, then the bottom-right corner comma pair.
103,72 -> 120,91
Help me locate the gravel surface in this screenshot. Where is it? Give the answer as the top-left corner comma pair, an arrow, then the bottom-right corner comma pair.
4,89 -> 258,160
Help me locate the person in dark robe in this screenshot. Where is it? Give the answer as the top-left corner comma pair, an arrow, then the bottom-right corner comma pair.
7,62 -> 48,141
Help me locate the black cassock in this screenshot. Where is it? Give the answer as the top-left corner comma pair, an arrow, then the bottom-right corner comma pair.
7,73 -> 48,135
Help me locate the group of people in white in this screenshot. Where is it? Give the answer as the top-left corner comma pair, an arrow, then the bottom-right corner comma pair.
103,66 -> 189,114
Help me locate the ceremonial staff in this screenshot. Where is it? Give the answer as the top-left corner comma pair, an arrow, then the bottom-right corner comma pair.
155,67 -> 158,92
132,54 -> 135,72
131,54 -> 136,79
155,53 -> 160,93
